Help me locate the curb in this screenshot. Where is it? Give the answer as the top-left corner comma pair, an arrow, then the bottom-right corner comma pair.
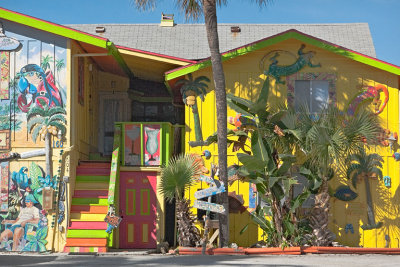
177,246 -> 400,255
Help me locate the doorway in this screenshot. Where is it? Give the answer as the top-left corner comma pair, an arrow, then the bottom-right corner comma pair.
119,171 -> 157,249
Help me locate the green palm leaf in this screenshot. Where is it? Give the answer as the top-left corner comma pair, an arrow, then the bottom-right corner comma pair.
27,116 -> 45,133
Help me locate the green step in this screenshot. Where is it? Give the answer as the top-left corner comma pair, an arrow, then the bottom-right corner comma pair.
67,229 -> 108,239
76,175 -> 110,183
72,198 -> 108,206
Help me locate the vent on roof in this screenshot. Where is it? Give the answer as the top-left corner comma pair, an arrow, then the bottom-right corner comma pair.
160,13 -> 174,27
231,26 -> 241,33
95,26 -> 106,33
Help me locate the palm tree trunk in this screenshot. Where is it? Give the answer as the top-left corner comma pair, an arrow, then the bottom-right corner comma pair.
364,175 -> 376,226
310,179 -> 334,246
176,198 -> 201,247
192,100 -> 203,142
202,0 -> 229,248
45,132 -> 52,177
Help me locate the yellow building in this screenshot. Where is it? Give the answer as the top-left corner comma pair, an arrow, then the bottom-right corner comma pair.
1,7 -> 399,252
165,29 -> 400,248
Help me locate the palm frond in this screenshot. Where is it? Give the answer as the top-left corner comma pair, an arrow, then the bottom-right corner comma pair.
159,154 -> 201,202
49,114 -> 67,124
27,116 -> 45,133
31,124 -> 42,144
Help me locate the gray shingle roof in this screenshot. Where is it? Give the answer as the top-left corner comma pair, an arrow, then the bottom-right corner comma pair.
67,23 -> 376,60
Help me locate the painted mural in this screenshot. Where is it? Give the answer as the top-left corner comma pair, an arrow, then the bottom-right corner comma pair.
0,162 -> 50,251
0,22 -> 67,252
144,125 -> 160,166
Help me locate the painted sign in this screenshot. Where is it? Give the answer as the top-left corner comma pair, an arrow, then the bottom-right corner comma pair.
193,200 -> 225,214
199,174 -> 216,185
194,183 -> 225,199
144,125 -> 160,166
124,124 -> 141,166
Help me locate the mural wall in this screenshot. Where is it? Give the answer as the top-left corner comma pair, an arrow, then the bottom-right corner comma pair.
0,21 -> 67,252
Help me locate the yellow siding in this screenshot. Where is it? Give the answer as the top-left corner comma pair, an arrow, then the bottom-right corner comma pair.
184,38 -> 400,247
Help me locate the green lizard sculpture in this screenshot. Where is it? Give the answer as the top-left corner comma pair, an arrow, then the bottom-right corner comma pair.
265,44 -> 321,84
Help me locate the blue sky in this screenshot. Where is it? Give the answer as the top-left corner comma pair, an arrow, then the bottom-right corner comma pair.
1,0 -> 399,66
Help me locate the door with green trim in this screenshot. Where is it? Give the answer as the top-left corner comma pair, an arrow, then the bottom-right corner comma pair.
119,171 -> 157,248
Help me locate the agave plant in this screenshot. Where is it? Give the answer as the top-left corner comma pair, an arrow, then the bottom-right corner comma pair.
347,148 -> 383,230
159,154 -> 202,247
27,100 -> 66,177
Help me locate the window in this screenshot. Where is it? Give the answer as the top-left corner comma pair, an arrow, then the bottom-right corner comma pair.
294,80 -> 329,113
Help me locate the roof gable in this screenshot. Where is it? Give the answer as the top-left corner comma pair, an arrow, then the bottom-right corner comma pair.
165,29 -> 400,81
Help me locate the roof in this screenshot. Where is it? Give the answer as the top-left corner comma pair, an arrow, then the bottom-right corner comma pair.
165,29 -> 400,81
66,23 -> 376,60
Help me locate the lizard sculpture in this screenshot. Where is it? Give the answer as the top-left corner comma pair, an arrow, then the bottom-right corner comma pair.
265,44 -> 321,84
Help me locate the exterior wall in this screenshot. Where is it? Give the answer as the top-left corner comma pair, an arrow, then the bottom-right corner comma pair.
0,20 -> 69,252
183,38 -> 400,248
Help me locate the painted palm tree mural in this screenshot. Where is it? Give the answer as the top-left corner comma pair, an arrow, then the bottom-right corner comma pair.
27,102 -> 66,177
347,148 -> 384,230
176,74 -> 210,144
40,55 -> 53,72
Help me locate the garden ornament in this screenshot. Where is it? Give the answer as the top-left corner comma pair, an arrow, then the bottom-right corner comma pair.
345,224 -> 354,234
202,150 -> 211,160
383,176 -> 391,188
261,44 -> 321,84
347,84 -> 389,116
393,152 -> 400,161
228,113 -> 257,131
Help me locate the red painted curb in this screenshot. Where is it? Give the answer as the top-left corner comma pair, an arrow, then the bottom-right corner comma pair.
177,246 -> 400,255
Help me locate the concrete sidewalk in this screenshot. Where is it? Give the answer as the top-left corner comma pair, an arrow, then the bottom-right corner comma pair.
0,253 -> 400,266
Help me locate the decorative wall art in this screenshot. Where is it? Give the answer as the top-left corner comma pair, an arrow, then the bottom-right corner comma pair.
144,125 -> 160,166
333,185 -> 358,201
347,84 -> 389,116
0,52 -> 10,100
383,176 -> 391,188
0,162 -> 50,251
261,44 -> 321,84
176,74 -> 209,146
124,124 -> 141,166
0,162 -> 9,212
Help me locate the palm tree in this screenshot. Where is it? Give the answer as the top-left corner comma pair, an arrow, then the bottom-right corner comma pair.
293,106 -> 381,245
176,73 -> 209,143
55,59 -> 65,89
27,101 -> 67,177
41,55 -> 53,72
159,154 -> 202,247
134,0 -> 271,247
347,148 -> 383,230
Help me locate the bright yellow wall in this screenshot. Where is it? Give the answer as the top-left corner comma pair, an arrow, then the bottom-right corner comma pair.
184,38 -> 399,248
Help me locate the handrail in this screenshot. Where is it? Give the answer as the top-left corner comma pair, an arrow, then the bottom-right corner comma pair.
107,123 -> 122,207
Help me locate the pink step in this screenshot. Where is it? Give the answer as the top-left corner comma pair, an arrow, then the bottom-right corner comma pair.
73,190 -> 108,198
68,221 -> 108,230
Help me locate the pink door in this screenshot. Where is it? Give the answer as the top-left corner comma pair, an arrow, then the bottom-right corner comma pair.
119,171 -> 157,248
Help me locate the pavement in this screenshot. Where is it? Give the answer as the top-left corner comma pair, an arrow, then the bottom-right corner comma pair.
0,252 -> 400,267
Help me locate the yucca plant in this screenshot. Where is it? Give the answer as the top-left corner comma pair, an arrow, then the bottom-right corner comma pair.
347,148 -> 383,230
27,100 -> 66,177
159,154 -> 202,247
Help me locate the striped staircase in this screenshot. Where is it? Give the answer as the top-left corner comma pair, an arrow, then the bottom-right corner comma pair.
64,162 -> 111,253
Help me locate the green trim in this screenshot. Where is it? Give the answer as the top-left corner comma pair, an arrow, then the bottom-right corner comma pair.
0,8 -> 108,48
140,189 -> 150,216
71,198 -> 108,206
126,189 -> 136,215
107,42 -> 135,80
165,30 -> 400,81
67,229 -> 108,238
140,124 -> 144,165
76,175 -> 109,183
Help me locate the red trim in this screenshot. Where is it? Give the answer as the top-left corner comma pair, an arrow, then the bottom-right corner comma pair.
0,7 -> 109,42
116,44 -> 197,64
165,29 -> 400,76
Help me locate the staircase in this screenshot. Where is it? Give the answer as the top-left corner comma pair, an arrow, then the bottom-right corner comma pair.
64,162 -> 111,253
